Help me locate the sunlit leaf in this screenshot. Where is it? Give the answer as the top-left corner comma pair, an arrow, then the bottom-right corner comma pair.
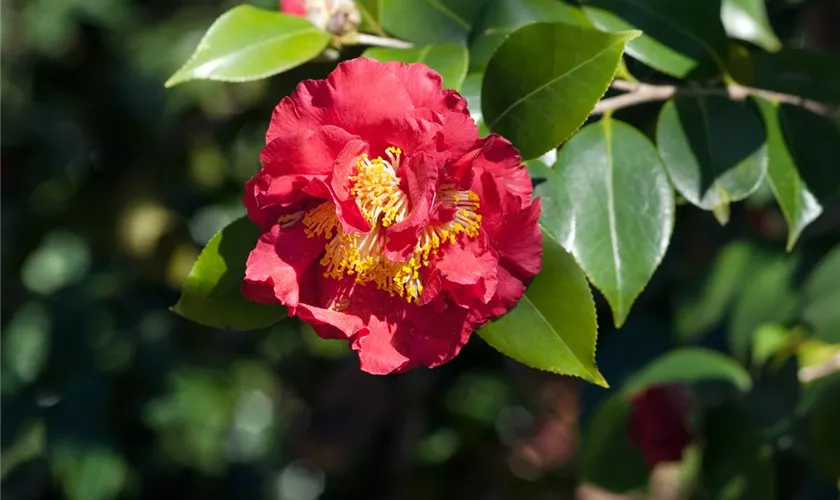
479,232 -> 606,387
657,96 -> 767,224
528,160 -> 574,250
165,6 -> 331,87
721,0 -> 781,52
356,0 -> 387,36
363,44 -> 468,89
482,22 -> 639,160
555,118 -> 674,327
753,97 -> 822,250
173,217 -> 286,330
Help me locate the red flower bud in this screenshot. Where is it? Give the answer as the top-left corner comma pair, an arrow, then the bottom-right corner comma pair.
627,383 -> 693,466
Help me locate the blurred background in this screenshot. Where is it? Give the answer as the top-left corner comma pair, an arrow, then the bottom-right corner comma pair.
2,0 -> 839,499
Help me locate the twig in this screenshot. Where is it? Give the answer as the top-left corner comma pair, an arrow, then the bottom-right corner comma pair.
350,33 -> 414,49
593,80 -> 837,117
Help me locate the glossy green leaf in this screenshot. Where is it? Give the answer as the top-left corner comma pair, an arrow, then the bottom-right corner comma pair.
173,217 -> 286,330
582,395 -> 649,492
802,245 -> 840,343
754,97 -> 822,250
362,44 -> 468,89
461,72 -> 484,124
555,119 -> 674,327
580,0 -> 728,78
380,0 -> 488,45
721,0 -> 781,52
478,232 -> 606,387
165,6 -> 331,87
625,347 -> 752,394
468,0 -> 588,71
528,160 -> 574,250
357,0 -> 387,36
729,255 -> 798,361
482,22 -> 639,160
657,97 -> 767,224
675,241 -> 757,342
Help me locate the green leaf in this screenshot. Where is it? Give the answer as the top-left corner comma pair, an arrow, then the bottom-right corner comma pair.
478,232 -> 606,387
580,0 -> 728,78
700,402 -> 775,500
380,0 -> 489,45
728,254 -> 798,362
165,6 -> 331,87
528,160 -> 574,250
778,104 -> 840,203
802,245 -> 840,343
2,303 -> 51,389
173,217 -> 286,330
721,0 -> 781,52
555,118 -> 674,327
625,347 -> 752,394
675,241 -> 758,342
53,446 -> 128,500
656,97 -> 767,224
468,0 -> 589,72
582,394 -> 649,492
482,22 -> 639,160
362,44 -> 468,90
461,72 -> 484,124
357,0 -> 387,36
739,48 -> 840,104
754,97 -> 821,250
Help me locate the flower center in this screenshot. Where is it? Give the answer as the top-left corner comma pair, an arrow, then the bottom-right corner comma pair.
301,147 -> 482,303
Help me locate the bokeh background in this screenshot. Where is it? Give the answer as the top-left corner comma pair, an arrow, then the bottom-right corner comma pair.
2,0 -> 839,499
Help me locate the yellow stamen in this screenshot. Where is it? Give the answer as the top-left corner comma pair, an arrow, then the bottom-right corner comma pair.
301,148 -> 482,303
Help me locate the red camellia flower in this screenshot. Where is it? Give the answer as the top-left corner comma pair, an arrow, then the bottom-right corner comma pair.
627,383 -> 693,467
242,58 -> 542,374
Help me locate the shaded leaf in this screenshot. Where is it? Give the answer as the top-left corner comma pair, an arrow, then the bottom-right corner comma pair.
460,72 -> 484,124
53,446 -> 128,500
468,0 -> 589,72
555,119 -> 674,327
801,245 -> 840,343
173,217 -> 286,330
754,97 -> 822,250
675,241 -> 758,342
701,402 -> 776,500
721,0 -> 781,52
2,303 -> 51,390
357,0 -> 387,36
482,22 -> 639,160
801,373 -> 840,479
582,394 -> 649,492
580,0 -> 728,78
625,348 -> 752,394
739,48 -> 840,104
729,254 -> 798,361
363,43 -> 468,89
479,232 -> 606,387
657,96 -> 767,223
528,160 -> 574,250
380,0 -> 489,45
778,104 -> 840,203
165,6 -> 331,87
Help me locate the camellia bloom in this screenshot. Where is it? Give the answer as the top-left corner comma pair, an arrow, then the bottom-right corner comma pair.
628,383 -> 693,467
281,0 -> 360,35
242,58 -> 542,374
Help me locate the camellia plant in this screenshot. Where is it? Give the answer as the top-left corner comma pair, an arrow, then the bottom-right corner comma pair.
167,0 -> 838,387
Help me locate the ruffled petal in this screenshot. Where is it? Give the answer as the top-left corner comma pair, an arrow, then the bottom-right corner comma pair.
242,222 -> 325,308
463,134 -> 533,207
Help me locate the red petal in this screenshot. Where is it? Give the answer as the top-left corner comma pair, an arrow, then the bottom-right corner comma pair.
280,0 -> 306,16
383,152 -> 440,260
431,235 -> 499,308
242,222 -> 325,308
463,134 -> 533,207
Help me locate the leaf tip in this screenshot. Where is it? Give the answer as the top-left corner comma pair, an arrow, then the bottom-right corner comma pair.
590,370 -> 610,388
164,73 -> 184,88
620,30 -> 643,42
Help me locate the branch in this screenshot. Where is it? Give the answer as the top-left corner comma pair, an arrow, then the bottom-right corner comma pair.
349,33 -> 414,49
592,80 -> 838,117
